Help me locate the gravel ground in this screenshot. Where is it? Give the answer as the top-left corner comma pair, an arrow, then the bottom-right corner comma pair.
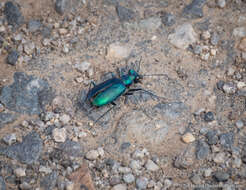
0,0 -> 246,189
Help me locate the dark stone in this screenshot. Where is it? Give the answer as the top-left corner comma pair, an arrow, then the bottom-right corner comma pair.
206,130 -> 218,145
210,32 -> 220,46
203,111 -> 214,122
0,132 -> 43,164
55,0 -> 81,15
7,50 -> 19,66
120,142 -> 131,151
40,172 -> 57,190
0,112 -> 17,129
161,12 -> 175,26
59,140 -> 84,157
55,0 -> 70,15
5,175 -> 16,184
110,176 -> 121,186
213,171 -> 229,182
219,132 -> 234,149
28,20 -> 41,32
196,140 -> 210,160
105,158 -> 115,167
0,176 -> 6,190
41,26 -> 52,38
0,72 -> 54,115
4,1 -> 24,27
183,0 -> 207,19
195,19 -> 210,31
116,5 -> 135,22
216,80 -> 225,90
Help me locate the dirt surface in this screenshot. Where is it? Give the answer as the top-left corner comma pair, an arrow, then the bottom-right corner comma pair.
1,0 -> 246,189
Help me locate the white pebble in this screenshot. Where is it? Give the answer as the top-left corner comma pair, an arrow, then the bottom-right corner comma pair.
217,0 -> 226,8
145,159 -> 159,171
59,114 -> 71,125
112,184 -> 127,190
106,43 -> 131,60
86,150 -> 99,160
237,81 -> 246,89
97,147 -> 104,157
3,133 -> 16,145
52,128 -> 67,142
14,168 -> 26,177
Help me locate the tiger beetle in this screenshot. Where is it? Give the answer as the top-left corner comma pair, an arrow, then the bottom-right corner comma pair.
83,58 -> 166,124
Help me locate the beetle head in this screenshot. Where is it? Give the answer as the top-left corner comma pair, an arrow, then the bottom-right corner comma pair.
129,69 -> 143,83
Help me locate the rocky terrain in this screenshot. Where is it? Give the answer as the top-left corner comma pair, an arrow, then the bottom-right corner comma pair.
0,0 -> 246,189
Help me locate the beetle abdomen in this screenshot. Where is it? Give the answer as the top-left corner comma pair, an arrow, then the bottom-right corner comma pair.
92,83 -> 126,106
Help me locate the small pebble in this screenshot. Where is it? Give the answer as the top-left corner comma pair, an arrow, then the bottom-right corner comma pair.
52,128 -> 67,142
75,77 -> 83,83
136,177 -> 148,190
132,149 -> 148,159
210,49 -> 217,56
161,12 -> 175,26
145,159 -> 159,171
129,160 -> 141,170
39,166 -> 52,174
190,174 -> 201,185
233,27 -> 246,38
28,20 -> 41,32
182,132 -> 195,143
235,120 -> 244,128
201,31 -> 211,40
163,179 -> 172,188
63,44 -> 69,53
65,181 -> 74,190
206,130 -> 218,145
20,182 -> 32,190
112,184 -> 127,190
232,157 -> 242,168
74,61 -> 91,72
217,0 -> 226,8
107,43 -> 131,60
59,114 -> 70,125
85,150 -> 99,160
97,147 -> 104,157
2,133 -> 16,145
42,38 -> 50,46
59,28 -> 68,35
213,171 -> 229,182
0,26 -> 5,32
123,173 -> 135,184
14,168 -> 26,177
211,32 -> 219,45
204,168 -> 213,177
237,82 -> 246,89
204,111 -> 215,122
213,152 -> 226,164
118,167 -> 131,174
24,42 -> 35,55
7,50 -> 19,66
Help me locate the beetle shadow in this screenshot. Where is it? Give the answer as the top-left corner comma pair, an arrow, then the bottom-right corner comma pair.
76,89 -> 115,128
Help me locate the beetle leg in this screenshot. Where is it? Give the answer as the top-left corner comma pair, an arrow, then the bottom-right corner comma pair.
129,88 -> 167,101
94,103 -> 116,124
90,81 -> 96,87
124,92 -> 134,96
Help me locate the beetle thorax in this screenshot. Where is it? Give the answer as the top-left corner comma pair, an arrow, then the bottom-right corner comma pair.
121,75 -> 135,86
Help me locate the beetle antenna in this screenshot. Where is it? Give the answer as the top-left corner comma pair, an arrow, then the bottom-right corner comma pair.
137,57 -> 142,72
142,74 -> 166,77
